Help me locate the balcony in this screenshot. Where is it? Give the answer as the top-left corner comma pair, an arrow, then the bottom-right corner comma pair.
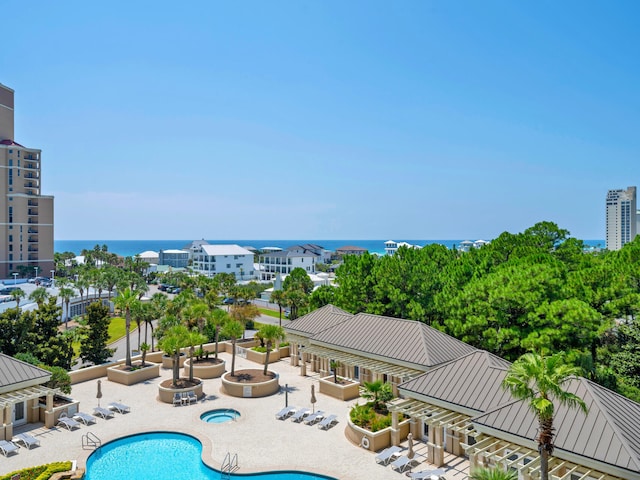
28,247 -> 38,253
24,173 -> 39,179
28,209 -> 38,216
28,254 -> 38,261
28,200 -> 39,207
24,163 -> 39,170
28,228 -> 38,234
28,237 -> 38,243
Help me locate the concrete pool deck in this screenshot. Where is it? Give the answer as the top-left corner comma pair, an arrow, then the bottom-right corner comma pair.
1,352 -> 469,479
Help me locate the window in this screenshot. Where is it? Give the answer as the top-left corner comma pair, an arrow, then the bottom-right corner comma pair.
226,264 -> 231,268
8,235 -> 12,242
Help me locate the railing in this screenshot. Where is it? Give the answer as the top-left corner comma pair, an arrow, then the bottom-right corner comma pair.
221,452 -> 238,479
82,432 -> 101,450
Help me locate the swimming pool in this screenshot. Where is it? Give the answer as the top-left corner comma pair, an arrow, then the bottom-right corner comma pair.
200,408 -> 240,423
85,431 -> 336,480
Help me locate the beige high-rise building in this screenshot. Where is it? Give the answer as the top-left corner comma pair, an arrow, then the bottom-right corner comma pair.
605,186 -> 637,251
0,84 -> 54,279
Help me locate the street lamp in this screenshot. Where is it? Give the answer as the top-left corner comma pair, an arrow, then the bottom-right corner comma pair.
50,270 -> 55,288
12,273 -> 18,285
34,266 -> 39,279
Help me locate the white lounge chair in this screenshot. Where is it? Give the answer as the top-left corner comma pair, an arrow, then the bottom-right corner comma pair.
57,412 -> 81,430
375,445 -> 403,465
275,405 -> 296,420
108,402 -> 130,413
408,469 -> 447,480
303,410 -> 325,425
317,414 -> 338,430
390,455 -> 416,473
173,393 -> 182,406
73,412 -> 97,425
0,440 -> 19,456
187,391 -> 198,404
12,433 -> 40,449
290,407 -> 310,422
93,406 -> 114,419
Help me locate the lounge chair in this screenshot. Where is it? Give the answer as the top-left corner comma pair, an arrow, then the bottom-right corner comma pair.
108,402 -> 130,413
73,412 -> 97,425
93,406 -> 114,419
57,412 -> 81,431
0,440 -> 19,456
290,407 -> 310,423
375,445 -> 403,465
12,433 -> 40,449
408,469 -> 447,480
317,414 -> 338,430
303,410 -> 325,425
275,405 -> 296,420
390,455 -> 416,473
187,391 -> 198,405
173,393 -> 182,406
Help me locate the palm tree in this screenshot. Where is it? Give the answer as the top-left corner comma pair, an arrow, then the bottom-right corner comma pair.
501,352 -> 588,480
270,289 -> 286,327
222,319 -> 244,377
186,329 -> 207,382
114,287 -> 140,367
470,466 -> 518,480
10,288 -> 25,309
255,324 -> 285,375
58,286 -> 75,329
158,324 -> 190,387
29,286 -> 50,308
209,308 -> 229,360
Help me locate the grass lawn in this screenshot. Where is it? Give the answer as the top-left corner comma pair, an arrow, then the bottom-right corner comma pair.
72,316 -> 127,357
258,307 -> 284,320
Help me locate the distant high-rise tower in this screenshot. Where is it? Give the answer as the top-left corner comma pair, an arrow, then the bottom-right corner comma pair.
605,186 -> 637,251
0,84 -> 54,279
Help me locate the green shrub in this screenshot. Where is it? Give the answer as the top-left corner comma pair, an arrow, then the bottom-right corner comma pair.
371,415 -> 392,432
252,346 -> 268,353
0,461 -> 72,480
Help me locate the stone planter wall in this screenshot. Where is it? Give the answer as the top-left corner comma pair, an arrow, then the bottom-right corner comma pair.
107,362 -> 160,386
224,339 -> 257,353
345,418 -> 411,452
221,371 -> 280,398
157,379 -> 203,404
162,353 -> 186,369
319,375 -> 361,401
183,358 -> 226,379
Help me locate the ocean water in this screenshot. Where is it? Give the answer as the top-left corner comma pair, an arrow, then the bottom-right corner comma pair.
54,239 -> 605,257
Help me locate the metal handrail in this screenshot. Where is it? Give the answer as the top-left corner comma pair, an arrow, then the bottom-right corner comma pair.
221,452 -> 238,478
82,431 -> 102,450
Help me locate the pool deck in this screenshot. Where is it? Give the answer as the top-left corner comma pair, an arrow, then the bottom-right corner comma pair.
2,352 -> 469,479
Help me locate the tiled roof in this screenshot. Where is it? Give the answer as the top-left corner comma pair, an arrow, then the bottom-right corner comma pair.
0,354 -> 50,391
399,351 -> 512,413
284,304 -> 353,336
473,377 -> 640,475
310,312 -> 477,369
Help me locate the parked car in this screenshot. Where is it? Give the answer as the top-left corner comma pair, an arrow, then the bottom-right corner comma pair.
222,297 -> 235,305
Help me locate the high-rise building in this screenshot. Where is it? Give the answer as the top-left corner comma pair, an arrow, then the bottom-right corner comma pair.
605,186 -> 637,251
0,84 -> 54,279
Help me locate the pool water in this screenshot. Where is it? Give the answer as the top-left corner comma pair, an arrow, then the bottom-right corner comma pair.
200,408 -> 240,423
85,432 -> 335,480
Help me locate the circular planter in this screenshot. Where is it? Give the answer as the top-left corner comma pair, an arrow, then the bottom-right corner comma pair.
157,377 -> 203,404
183,358 -> 225,379
162,353 -> 186,369
221,370 -> 280,398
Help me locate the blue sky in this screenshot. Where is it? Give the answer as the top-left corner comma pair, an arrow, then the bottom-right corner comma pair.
2,1 -> 638,240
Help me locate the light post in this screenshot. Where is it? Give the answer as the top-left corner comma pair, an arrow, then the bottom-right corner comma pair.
50,270 -> 55,288
34,266 -> 39,279
12,273 -> 18,285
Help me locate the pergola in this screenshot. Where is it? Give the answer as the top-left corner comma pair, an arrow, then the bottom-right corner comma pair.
0,385 -> 59,410
301,344 -> 424,381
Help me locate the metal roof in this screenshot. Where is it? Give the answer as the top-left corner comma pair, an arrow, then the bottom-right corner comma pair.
399,351 -> 513,414
284,304 -> 354,336
309,312 -> 477,369
0,353 -> 50,390
472,377 -> 640,475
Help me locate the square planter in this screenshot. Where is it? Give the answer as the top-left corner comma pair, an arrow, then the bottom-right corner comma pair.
319,375 -> 361,401
107,362 -> 160,386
